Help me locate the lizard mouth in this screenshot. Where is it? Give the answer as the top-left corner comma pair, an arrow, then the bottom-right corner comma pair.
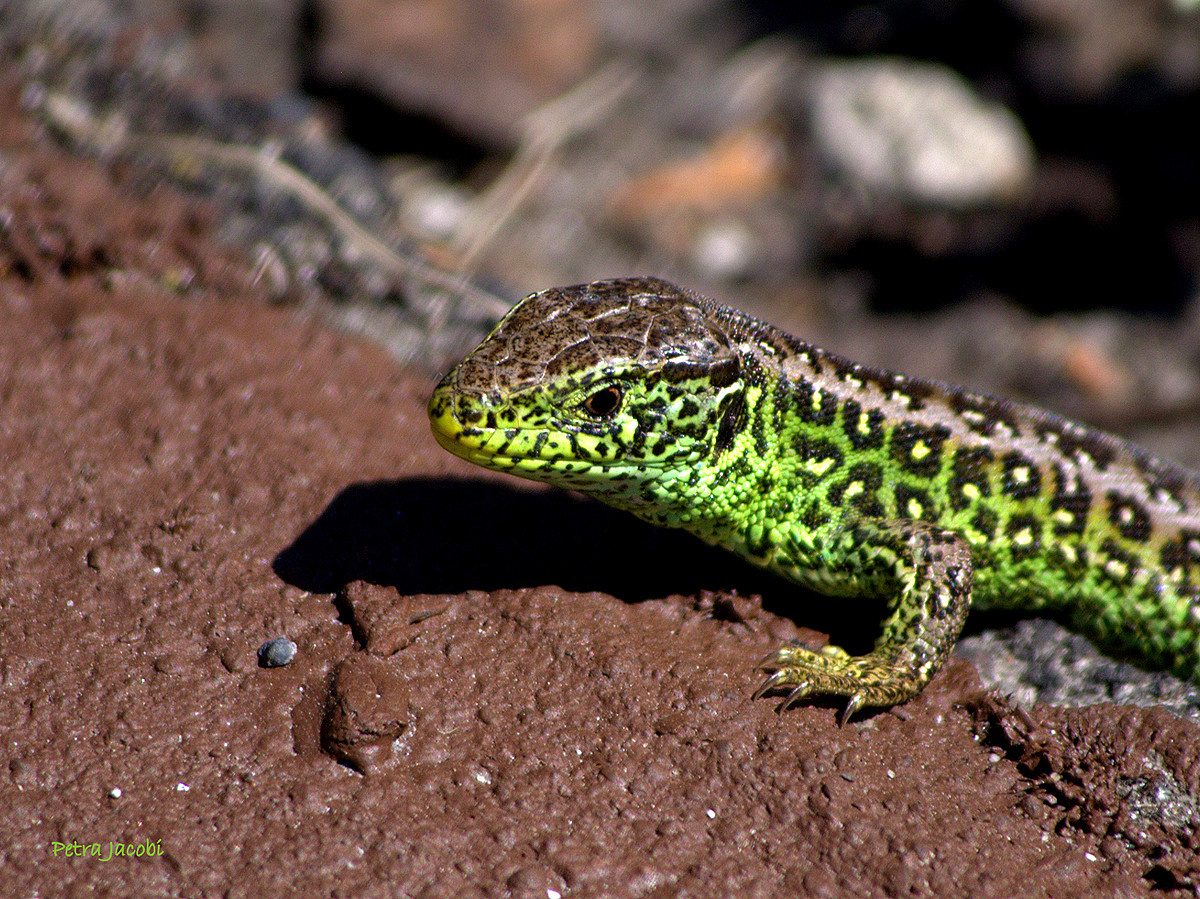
429,389 -> 563,471
429,394 -> 636,476
428,382 -> 694,473
428,399 -> 513,467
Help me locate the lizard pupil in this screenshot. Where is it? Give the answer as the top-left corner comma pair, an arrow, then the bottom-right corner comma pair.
583,386 -> 622,418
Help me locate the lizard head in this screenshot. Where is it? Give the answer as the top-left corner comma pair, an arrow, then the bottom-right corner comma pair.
428,278 -> 747,509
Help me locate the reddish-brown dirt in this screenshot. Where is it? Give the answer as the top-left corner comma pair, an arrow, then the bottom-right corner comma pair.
2,75 -> 1198,897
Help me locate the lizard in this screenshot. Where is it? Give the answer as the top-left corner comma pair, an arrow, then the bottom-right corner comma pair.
428,277 -> 1200,720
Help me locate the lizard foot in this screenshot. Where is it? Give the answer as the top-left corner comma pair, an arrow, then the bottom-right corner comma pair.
754,644 -> 924,724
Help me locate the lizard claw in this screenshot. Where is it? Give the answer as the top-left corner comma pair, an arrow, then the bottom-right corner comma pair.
754,668 -> 817,713
757,648 -> 790,669
780,684 -> 814,711
838,693 -> 866,726
751,668 -> 791,700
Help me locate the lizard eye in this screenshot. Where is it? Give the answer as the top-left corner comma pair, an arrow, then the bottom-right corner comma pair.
582,385 -> 623,418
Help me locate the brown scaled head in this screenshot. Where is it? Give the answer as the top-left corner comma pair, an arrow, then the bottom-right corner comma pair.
442,278 -> 740,400
429,277 -> 749,492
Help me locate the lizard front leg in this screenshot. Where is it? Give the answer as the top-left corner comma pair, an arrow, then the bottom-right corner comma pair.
755,520 -> 974,723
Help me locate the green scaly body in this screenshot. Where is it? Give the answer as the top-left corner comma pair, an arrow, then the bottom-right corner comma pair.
429,277 -> 1200,719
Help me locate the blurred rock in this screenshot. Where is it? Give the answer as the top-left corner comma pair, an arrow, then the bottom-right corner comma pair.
305,0 -> 601,146
136,0 -> 305,97
612,126 -> 784,219
1010,0 -> 1200,96
607,124 -> 787,281
811,57 -> 1036,208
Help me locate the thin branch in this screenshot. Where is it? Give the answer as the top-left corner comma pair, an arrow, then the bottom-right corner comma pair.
454,61 -> 640,270
40,91 -> 511,319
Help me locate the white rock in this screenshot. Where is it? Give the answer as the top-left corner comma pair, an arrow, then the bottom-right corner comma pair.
812,58 -> 1036,207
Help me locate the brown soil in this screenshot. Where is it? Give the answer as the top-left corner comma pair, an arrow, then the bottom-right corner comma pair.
2,73 -> 1199,899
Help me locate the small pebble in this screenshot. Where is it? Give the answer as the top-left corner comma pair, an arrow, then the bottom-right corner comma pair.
258,637 -> 298,668
692,219 -> 758,281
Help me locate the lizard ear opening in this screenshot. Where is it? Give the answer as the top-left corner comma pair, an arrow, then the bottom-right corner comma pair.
714,390 -> 747,454
582,385 -> 623,418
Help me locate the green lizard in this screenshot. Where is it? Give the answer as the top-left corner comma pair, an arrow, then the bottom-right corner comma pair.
428,277 -> 1200,719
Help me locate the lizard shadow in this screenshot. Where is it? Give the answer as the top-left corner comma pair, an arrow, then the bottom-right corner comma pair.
272,476 -> 881,653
